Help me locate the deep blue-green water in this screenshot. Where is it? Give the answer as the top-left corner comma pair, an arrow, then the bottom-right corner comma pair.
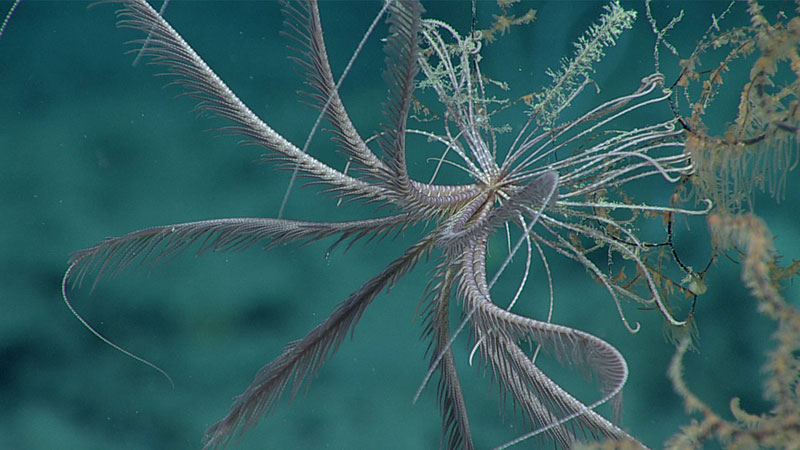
2,1 -> 799,449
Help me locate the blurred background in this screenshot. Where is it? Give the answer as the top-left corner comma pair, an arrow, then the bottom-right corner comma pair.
2,1 -> 799,449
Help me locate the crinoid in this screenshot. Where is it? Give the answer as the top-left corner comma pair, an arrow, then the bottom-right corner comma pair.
62,0 -> 710,448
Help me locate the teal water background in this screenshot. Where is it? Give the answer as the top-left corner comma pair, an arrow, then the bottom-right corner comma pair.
2,1 -> 799,449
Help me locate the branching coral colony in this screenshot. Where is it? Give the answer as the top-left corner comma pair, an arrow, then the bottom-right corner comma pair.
50,0 -> 800,449
656,1 -> 800,448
